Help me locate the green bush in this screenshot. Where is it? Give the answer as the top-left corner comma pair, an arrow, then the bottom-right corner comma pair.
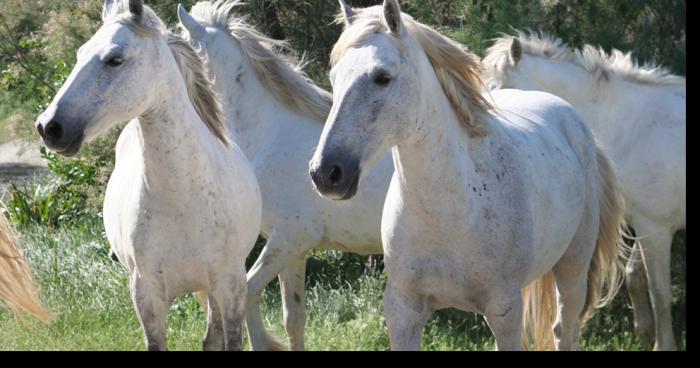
3,147 -> 97,228
2,127 -> 122,229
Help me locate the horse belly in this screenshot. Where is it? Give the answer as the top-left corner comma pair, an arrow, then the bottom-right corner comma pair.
617,122 -> 685,228
319,202 -> 384,254
255,145 -> 388,254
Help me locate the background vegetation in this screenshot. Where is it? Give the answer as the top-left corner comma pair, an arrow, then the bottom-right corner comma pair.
0,0 -> 685,350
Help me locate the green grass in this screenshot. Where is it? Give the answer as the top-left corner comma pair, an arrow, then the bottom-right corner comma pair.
0,220 -> 686,351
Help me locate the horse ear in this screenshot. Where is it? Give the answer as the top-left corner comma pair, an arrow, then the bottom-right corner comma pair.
129,0 -> 143,18
339,0 -> 357,27
178,4 -> 207,39
510,38 -> 522,65
382,0 -> 404,36
103,0 -> 116,18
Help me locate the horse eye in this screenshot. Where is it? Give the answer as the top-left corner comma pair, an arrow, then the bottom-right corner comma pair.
374,73 -> 392,86
106,57 -> 124,67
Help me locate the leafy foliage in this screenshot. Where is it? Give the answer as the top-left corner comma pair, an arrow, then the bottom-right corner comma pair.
0,1 -> 686,138
2,128 -> 122,229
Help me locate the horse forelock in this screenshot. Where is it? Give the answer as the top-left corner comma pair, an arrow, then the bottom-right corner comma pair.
187,0 -> 332,123
331,6 -> 493,138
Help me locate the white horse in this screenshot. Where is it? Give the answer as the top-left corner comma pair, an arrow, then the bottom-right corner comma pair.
310,0 -> 626,350
482,32 -> 686,350
35,0 -> 261,351
177,0 -> 393,350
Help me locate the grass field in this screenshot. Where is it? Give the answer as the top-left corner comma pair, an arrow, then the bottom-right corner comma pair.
0,217 -> 686,351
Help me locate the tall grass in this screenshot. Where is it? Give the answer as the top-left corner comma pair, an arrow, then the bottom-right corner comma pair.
0,212 -> 686,350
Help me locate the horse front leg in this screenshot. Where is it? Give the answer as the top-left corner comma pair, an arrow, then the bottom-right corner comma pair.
245,227 -> 315,351
383,283 -> 432,351
484,290 -> 523,351
130,275 -> 170,351
212,271 -> 247,351
279,254 -> 309,351
202,291 -> 225,351
634,217 -> 676,351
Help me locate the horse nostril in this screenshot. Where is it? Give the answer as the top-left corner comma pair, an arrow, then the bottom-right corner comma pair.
329,165 -> 343,186
36,123 -> 45,138
45,121 -> 64,141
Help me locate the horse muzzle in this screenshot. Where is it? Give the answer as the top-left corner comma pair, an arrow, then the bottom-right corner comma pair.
309,156 -> 361,201
36,115 -> 85,157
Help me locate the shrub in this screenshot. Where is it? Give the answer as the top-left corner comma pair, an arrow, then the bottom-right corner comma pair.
2,127 -> 122,229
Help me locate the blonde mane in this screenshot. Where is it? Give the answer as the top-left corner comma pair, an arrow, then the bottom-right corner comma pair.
484,30 -> 686,86
103,1 -> 230,147
188,0 -> 333,123
331,6 -> 493,138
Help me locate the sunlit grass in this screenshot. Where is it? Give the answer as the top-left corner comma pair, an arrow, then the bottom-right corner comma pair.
0,221 -> 686,351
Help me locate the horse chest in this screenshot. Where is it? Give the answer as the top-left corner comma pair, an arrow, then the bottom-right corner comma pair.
382,181 -> 532,293
105,161 -> 237,275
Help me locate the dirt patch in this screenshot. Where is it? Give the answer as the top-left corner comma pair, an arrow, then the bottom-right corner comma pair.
0,141 -> 48,197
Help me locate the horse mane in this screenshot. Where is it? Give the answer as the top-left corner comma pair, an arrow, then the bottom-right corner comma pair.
331,6 -> 493,138
188,0 -> 333,123
102,1 -> 230,147
167,35 -> 230,147
484,30 -> 686,86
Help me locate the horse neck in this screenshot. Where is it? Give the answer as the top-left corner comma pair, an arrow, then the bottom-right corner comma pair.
209,37 -> 305,155
393,60 -> 480,207
515,55 -> 614,130
136,59 -> 219,192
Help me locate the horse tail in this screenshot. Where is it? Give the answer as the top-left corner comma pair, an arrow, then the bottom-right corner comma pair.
0,213 -> 51,322
579,146 -> 628,324
521,271 -> 557,350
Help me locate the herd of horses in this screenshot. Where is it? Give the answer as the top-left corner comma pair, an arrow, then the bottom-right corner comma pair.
0,0 -> 685,351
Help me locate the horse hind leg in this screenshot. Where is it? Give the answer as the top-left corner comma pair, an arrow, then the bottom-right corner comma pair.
551,223 -> 599,351
279,255 -> 308,351
633,217 -> 676,351
551,260 -> 588,351
201,291 -> 225,351
625,241 -> 655,347
130,276 -> 170,351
